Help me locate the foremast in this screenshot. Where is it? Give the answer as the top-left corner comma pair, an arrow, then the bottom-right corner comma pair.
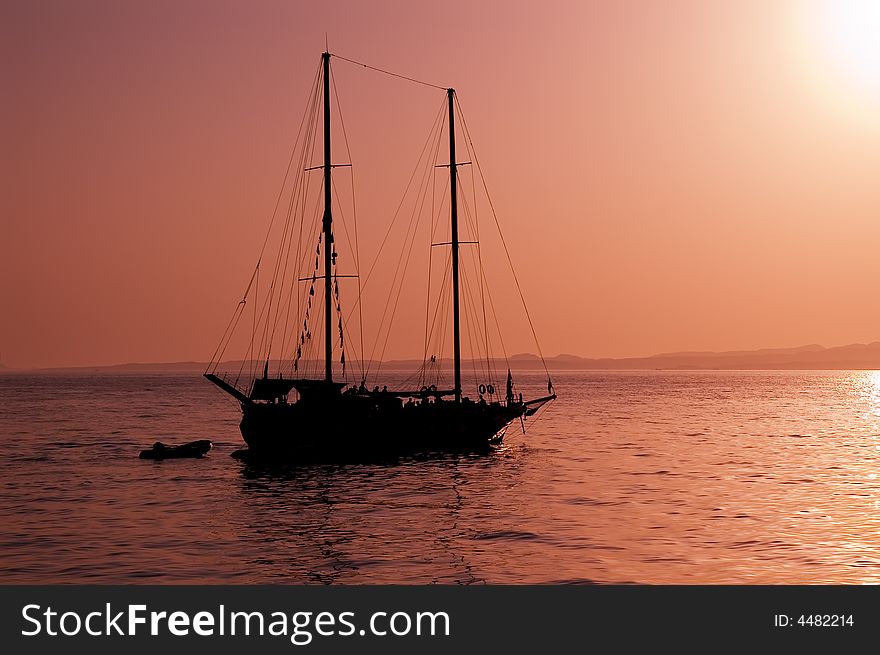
322,52 -> 334,383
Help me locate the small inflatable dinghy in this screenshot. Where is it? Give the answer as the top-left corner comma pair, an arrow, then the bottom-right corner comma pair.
139,440 -> 213,460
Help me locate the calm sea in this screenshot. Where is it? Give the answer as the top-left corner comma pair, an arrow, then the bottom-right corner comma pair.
2,370 -> 879,584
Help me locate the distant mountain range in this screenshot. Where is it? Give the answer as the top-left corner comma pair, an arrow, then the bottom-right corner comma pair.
529,342 -> 880,370
7,342 -> 880,373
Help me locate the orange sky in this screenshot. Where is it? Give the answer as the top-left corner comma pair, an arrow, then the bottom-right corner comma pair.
3,0 -> 880,369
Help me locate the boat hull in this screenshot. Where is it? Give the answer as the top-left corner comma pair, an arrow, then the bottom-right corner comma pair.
139,439 -> 213,460
238,395 -> 522,460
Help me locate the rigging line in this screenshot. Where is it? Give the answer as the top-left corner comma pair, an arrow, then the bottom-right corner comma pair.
337,99 -> 445,355
260,63 -> 322,374
275,265 -> 300,372
459,268 -> 481,388
465,218 -> 506,378
435,251 -> 452,384
455,94 -> 551,379
382,100 -> 444,366
460,170 -> 495,377
457,179 -> 509,377
290,220 -> 323,376
464,255 -> 493,385
285,81 -> 317,369
239,265 -> 259,385
291,96 -> 323,363
330,98 -> 443,379
371,118 -> 439,380
207,264 -> 260,371
293,181 -> 325,311
351,97 -> 445,297
462,170 -> 494,380
329,52 -> 448,91
430,111 -> 451,244
330,255 -> 362,379
250,263 -> 262,382
256,61 -> 322,270
456,185 -> 494,378
254,273 -> 283,379
304,284 -> 326,379
456,168 -> 478,239
339,308 -> 363,376
425,144 -> 436,370
482,259 -> 499,383
261,176 -> 298,367
526,397 -> 553,428
298,70 -> 324,279
278,133 -> 312,368
208,63 -> 320,375
330,178 -> 355,268
284,192 -> 321,373
298,271 -> 322,379
261,216 -> 289,362
213,265 -> 261,373
330,65 -> 366,380
421,257 -> 448,383
469,132 -> 480,242
273,163 -> 304,364
422,141 -> 440,376
467,143 -> 494,385
429,173 -> 451,244
421,136 -> 450,372
335,296 -> 364,380
423,184 -> 434,378
336,256 -> 366,379
263,186 -> 303,367
457,98 -> 535,379
329,67 -> 358,270
425,246 -> 452,369
271,74 -> 323,368
295,231 -> 324,368
365,102 -> 445,378
275,180 -> 312,372
210,301 -> 244,373
460,256 -> 486,383
425,247 -> 452,361
481,261 -> 510,373
208,307 -> 239,372
214,303 -> 247,375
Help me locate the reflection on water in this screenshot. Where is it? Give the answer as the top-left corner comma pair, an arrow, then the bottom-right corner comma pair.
2,370 -> 880,583
233,453 -> 495,584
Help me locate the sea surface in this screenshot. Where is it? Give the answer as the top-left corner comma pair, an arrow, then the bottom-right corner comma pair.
2,370 -> 880,584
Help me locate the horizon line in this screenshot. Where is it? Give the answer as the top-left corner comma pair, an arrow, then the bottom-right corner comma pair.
5,339 -> 880,372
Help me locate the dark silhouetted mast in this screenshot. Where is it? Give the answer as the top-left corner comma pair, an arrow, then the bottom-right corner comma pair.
322,52 -> 333,383
448,88 -> 461,403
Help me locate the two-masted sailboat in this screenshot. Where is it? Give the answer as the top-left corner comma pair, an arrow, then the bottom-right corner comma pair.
205,52 -> 555,459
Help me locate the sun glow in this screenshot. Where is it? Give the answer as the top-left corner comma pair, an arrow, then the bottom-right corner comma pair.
818,0 -> 880,95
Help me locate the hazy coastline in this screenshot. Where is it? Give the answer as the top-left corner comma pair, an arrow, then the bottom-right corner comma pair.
7,341 -> 880,373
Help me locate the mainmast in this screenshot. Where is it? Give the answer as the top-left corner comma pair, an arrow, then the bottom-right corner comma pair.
322,52 -> 333,383
448,88 -> 461,403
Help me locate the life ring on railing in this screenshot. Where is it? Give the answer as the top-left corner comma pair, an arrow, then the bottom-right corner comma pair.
478,384 -> 486,394
487,384 -> 495,395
